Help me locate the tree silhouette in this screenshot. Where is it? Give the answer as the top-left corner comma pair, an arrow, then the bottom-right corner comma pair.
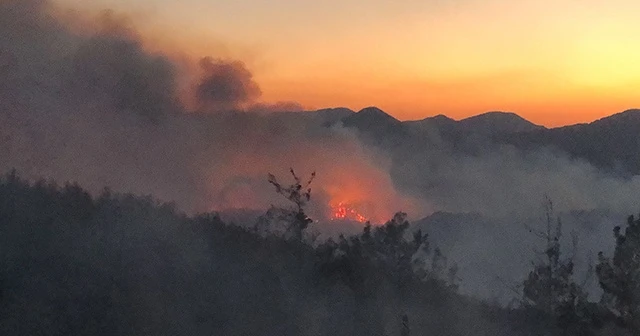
260,168 -> 316,240
596,214 -> 640,334
0,169 -> 615,335
521,198 -> 592,333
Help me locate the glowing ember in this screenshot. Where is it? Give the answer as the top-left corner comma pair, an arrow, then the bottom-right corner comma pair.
331,202 -> 368,223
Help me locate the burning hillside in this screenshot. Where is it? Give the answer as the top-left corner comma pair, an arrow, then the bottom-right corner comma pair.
330,201 -> 368,223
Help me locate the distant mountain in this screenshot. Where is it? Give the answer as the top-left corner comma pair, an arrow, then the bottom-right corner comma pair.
499,109 -> 640,175
308,107 -> 355,125
299,106 -> 640,175
458,111 -> 544,134
341,106 -> 401,128
594,108 -> 640,126
405,111 -> 542,137
403,115 -> 461,150
405,115 -> 458,133
340,107 -> 407,146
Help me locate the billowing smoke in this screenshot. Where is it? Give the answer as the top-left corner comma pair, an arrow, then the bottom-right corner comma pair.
393,144 -> 640,218
0,0 -> 421,224
3,0 -> 640,308
390,138 -> 639,300
195,57 -> 261,112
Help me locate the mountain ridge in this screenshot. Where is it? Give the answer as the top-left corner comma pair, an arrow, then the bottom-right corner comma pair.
309,105 -> 640,175
302,106 -> 640,130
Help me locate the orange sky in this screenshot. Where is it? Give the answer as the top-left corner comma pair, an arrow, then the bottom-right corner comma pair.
55,0 -> 640,127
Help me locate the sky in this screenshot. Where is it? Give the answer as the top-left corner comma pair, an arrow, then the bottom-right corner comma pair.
54,0 -> 640,127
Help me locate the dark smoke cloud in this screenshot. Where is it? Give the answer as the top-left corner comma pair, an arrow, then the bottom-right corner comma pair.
3,0 -> 640,305
195,57 -> 262,111
3,4 -> 640,325
3,0 -> 640,224
0,0 -> 203,208
0,0 -> 414,221
388,135 -> 640,300
67,36 -> 179,122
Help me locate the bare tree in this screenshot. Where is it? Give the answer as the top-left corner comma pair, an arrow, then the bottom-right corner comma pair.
260,168 -> 316,241
522,197 -> 590,332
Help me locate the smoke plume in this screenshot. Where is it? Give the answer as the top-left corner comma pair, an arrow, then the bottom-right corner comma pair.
5,0 -> 640,310
0,0 -> 421,224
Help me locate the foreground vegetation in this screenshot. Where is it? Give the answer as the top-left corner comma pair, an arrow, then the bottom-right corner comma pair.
0,171 -> 637,335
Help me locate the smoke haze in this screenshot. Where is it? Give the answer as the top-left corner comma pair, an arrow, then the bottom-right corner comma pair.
3,0 -> 640,304
0,0 -> 422,224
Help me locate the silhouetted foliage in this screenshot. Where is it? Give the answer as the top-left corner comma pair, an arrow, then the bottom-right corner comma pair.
521,198 -> 596,334
597,214 -> 640,334
257,168 -> 315,241
0,170 -> 630,336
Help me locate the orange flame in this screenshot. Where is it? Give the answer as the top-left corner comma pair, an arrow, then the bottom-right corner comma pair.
330,202 -> 368,223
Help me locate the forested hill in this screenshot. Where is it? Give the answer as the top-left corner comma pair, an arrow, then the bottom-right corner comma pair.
0,172 -> 460,335
0,172 -> 635,335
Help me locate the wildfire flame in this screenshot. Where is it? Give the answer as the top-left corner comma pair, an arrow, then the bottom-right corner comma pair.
330,202 -> 368,223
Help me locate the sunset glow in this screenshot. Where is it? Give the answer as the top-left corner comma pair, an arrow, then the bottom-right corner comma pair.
52,0 -> 640,126
6,1 -> 640,331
